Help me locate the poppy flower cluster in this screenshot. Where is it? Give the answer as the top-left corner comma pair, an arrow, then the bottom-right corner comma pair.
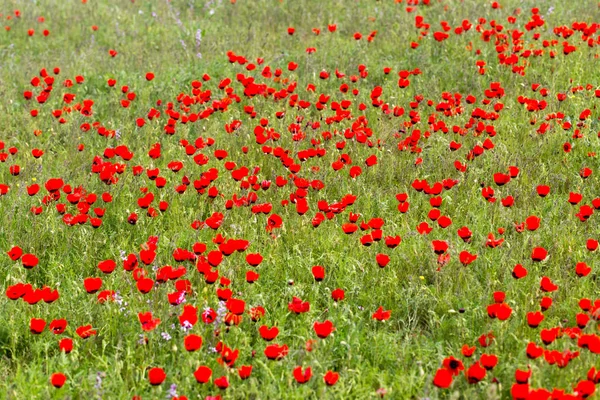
5,1 -> 600,399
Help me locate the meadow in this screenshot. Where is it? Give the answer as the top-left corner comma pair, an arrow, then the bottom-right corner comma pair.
1,0 -> 600,398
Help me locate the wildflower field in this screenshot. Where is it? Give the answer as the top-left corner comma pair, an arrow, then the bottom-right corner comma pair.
1,0 -> 600,399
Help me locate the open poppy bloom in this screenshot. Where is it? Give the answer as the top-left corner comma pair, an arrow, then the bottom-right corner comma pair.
238,365 -> 252,380
138,312 -> 161,331
288,297 -> 310,314
372,306 -> 391,321
27,314 -> 48,333
194,366 -> 212,383
49,319 -> 67,335
184,334 -> 203,351
293,366 -> 312,384
323,371 -> 339,386
531,247 -> 548,262
433,368 -> 453,388
313,320 -> 334,338
50,372 -> 67,388
214,376 -> 229,389
259,325 -> 279,341
264,344 -> 289,360
75,325 -> 97,339
442,356 -> 464,376
148,367 -> 166,385
465,362 -> 486,384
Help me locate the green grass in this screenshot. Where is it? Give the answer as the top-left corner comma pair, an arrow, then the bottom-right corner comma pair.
1,0 -> 600,398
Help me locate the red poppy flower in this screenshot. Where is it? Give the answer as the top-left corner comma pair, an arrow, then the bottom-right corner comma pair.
7,246 -> 23,261
259,325 -> 279,341
331,288 -> 345,301
214,376 -> 229,389
568,192 -> 583,205
183,334 -> 202,352
433,368 -> 452,388
487,303 -> 512,320
180,305 -> 198,326
75,325 -> 97,339
202,308 -> 217,324
97,259 -> 116,274
478,332 -> 494,347
216,342 -> 239,367
527,311 -> 544,328
246,253 -> 263,266
288,297 -> 310,314
525,216 -> 541,231
574,380 -> 595,398
462,344 -> 476,357
380,234 -> 400,249
49,319 -> 67,334
293,366 -> 312,384
59,338 -> 73,353
576,262 -> 591,277
30,318 -> 46,334
431,240 -> 448,254
21,253 -> 39,269
540,276 -> 558,292
194,365 -> 212,383
433,31 -> 449,42
576,205 -> 594,222
511,383 -> 529,400
531,247 -> 547,262
480,354 -> 498,370
323,371 -> 339,386
493,173 -> 511,186
266,214 -> 283,231
238,365 -> 252,380
515,368 -> 531,384
375,253 -> 390,267
576,313 -> 590,328
226,298 -> 245,315
136,278 -> 154,294
342,223 -> 358,234
442,356 -> 464,376
312,265 -> 325,281
536,185 -> 550,197
540,327 -> 560,345
372,306 -> 391,321
512,264 -> 528,279
50,372 -> 67,388
588,367 -> 600,384
264,344 -> 289,360
148,367 -> 166,385
540,296 -> 553,311
246,270 -> 259,283
457,227 -> 472,242
83,277 -> 102,293
526,342 -> 543,359
437,215 -> 452,228
459,251 -> 477,266
465,362 -> 486,384
493,291 -> 505,303
313,320 -> 334,338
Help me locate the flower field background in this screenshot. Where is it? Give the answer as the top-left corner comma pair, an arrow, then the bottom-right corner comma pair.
1,0 -> 600,398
